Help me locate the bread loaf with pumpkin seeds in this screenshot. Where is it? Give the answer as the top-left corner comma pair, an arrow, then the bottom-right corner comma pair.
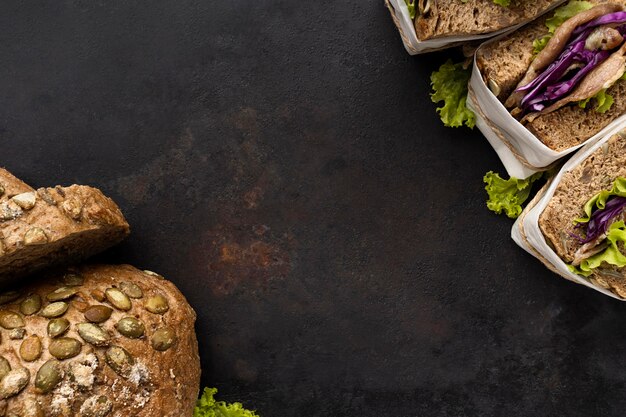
0,169 -> 130,284
0,264 -> 200,417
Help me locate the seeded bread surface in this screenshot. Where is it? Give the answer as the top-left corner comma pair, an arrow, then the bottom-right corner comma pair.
539,133 -> 626,297
0,264 -> 200,417
415,0 -> 560,40
0,169 -> 129,282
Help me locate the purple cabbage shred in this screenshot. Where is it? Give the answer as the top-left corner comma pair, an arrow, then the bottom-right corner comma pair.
571,196 -> 626,244
514,11 -> 626,114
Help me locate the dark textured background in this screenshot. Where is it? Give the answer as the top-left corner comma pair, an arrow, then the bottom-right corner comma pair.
1,1 -> 625,416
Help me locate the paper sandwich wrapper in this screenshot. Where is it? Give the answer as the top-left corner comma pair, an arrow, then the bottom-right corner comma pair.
385,0 -> 567,55
511,119 -> 626,301
468,34 -> 626,179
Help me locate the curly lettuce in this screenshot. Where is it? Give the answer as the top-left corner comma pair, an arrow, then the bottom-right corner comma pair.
578,89 -> 615,113
574,177 -> 626,224
194,388 -> 259,417
533,1 -> 594,54
484,171 -> 543,218
430,60 -> 475,128
578,73 -> 626,112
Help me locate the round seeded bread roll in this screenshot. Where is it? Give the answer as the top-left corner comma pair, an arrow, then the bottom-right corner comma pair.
0,264 -> 200,417
0,169 -> 130,284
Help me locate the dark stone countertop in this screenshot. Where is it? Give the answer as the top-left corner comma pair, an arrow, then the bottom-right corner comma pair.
1,1 -> 625,416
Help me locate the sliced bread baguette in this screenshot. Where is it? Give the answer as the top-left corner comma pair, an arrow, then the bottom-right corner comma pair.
0,264 -> 200,417
539,132 -> 626,297
415,0 -> 561,41
0,169 -> 129,282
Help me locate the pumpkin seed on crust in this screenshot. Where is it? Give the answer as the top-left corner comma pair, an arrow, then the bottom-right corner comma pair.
35,360 -> 62,393
49,337 -> 82,360
0,311 -> 24,329
105,288 -> 131,311
105,346 -> 134,377
46,287 -> 79,302
20,294 -> 42,315
77,323 -> 110,347
47,318 -> 70,338
40,301 -> 69,318
83,305 -> 113,323
116,317 -> 145,339
151,327 -> 177,351
20,335 -> 42,362
145,294 -> 169,315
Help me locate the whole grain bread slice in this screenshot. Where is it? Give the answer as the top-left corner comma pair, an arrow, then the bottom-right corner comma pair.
415,0 -> 561,41
0,169 -> 129,282
539,132 -> 626,297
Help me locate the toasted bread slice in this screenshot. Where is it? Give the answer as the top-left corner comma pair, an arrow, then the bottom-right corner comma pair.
0,169 -> 129,281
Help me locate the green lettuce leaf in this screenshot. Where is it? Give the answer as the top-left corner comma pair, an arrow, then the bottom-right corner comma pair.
569,221 -> 626,276
532,35 -> 551,55
545,1 -> 593,32
484,171 -> 543,219
533,1 -> 594,54
578,89 -> 615,113
430,60 -> 475,128
574,177 -> 626,224
595,90 -> 614,113
404,0 -> 416,19
194,388 -> 260,417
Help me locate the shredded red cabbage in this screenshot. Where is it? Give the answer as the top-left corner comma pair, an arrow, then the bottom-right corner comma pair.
514,11 -> 626,114
524,49 -> 609,112
572,196 -> 626,243
573,11 -> 626,36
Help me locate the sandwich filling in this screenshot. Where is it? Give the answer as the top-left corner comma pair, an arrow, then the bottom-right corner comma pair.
569,177 -> 626,275
508,4 -> 626,120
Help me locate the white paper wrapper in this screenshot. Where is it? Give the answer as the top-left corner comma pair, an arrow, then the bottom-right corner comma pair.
468,35 -> 626,179
385,0 -> 567,55
511,120 -> 626,301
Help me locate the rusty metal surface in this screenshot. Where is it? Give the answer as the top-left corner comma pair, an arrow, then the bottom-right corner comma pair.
1,1 -> 626,416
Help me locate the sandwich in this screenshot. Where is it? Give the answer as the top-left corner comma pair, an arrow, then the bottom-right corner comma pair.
0,264 -> 200,416
388,0 -> 566,54
477,0 -> 626,152
412,0 -> 566,41
521,129 -> 626,298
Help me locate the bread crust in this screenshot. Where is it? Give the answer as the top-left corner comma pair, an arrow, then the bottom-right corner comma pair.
0,264 -> 200,417
415,0 -> 561,40
539,133 -> 626,297
0,169 -> 130,282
